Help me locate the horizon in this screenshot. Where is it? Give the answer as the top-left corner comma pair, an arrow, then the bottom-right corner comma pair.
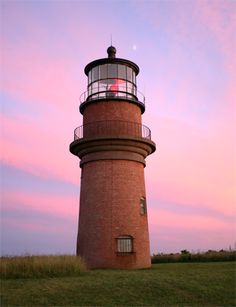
1,0 -> 235,256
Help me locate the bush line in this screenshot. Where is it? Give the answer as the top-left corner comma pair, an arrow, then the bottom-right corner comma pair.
151,249 -> 236,264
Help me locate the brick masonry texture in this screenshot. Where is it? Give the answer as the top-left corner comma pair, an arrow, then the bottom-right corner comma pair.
77,159 -> 151,269
83,100 -> 142,125
73,99 -> 155,269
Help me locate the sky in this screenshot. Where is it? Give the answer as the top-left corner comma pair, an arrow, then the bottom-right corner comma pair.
1,0 -> 235,255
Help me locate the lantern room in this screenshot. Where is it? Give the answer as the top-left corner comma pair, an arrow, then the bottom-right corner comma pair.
79,46 -> 145,114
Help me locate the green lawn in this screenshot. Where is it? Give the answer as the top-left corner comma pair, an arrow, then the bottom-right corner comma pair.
1,262 -> 235,306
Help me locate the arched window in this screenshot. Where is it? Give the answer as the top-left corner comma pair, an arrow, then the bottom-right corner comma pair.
117,235 -> 133,253
140,197 -> 146,215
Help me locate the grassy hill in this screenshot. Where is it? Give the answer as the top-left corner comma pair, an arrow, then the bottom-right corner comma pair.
1,258 -> 235,306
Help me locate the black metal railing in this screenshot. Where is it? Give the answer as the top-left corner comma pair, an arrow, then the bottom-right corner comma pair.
80,86 -> 145,106
74,120 -> 151,141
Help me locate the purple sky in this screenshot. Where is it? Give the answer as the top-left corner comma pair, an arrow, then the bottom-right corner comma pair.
1,0 -> 236,255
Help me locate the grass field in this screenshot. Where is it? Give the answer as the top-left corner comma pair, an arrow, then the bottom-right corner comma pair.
1,261 -> 235,306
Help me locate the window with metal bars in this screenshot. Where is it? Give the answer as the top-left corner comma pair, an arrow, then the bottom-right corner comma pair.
116,235 -> 133,254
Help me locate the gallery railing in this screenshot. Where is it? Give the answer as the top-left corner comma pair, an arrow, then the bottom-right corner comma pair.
74,120 -> 151,141
79,86 -> 145,107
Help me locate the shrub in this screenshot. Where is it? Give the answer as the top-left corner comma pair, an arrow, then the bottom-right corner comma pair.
180,250 -> 191,262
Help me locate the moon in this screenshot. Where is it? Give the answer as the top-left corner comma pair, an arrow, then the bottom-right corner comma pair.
132,44 -> 137,51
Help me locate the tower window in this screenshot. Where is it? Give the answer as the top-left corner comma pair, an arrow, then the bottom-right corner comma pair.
127,66 -> 132,81
91,66 -> 99,82
140,197 -> 146,215
118,64 -> 126,79
117,235 -> 133,253
108,64 -> 117,78
100,64 -> 107,79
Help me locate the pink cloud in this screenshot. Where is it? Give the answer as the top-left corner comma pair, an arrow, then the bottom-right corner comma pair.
193,1 -> 236,118
1,44 -> 80,111
1,2 -> 117,111
1,114 -> 79,184
148,207 -> 235,252
148,207 -> 234,232
3,217 -> 64,233
3,190 -> 78,220
195,1 -> 236,72
134,0 -> 236,119
145,116 -> 235,217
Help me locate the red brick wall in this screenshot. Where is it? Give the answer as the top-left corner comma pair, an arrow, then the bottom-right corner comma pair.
77,159 -> 151,269
75,97 -> 153,269
83,101 -> 141,125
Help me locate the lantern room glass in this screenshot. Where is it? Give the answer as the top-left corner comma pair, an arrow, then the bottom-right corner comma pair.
87,64 -> 137,100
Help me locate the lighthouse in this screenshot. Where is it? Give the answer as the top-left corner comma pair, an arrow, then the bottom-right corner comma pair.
70,46 -> 156,269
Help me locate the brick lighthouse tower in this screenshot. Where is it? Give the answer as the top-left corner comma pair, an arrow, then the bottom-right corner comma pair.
70,46 -> 156,269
